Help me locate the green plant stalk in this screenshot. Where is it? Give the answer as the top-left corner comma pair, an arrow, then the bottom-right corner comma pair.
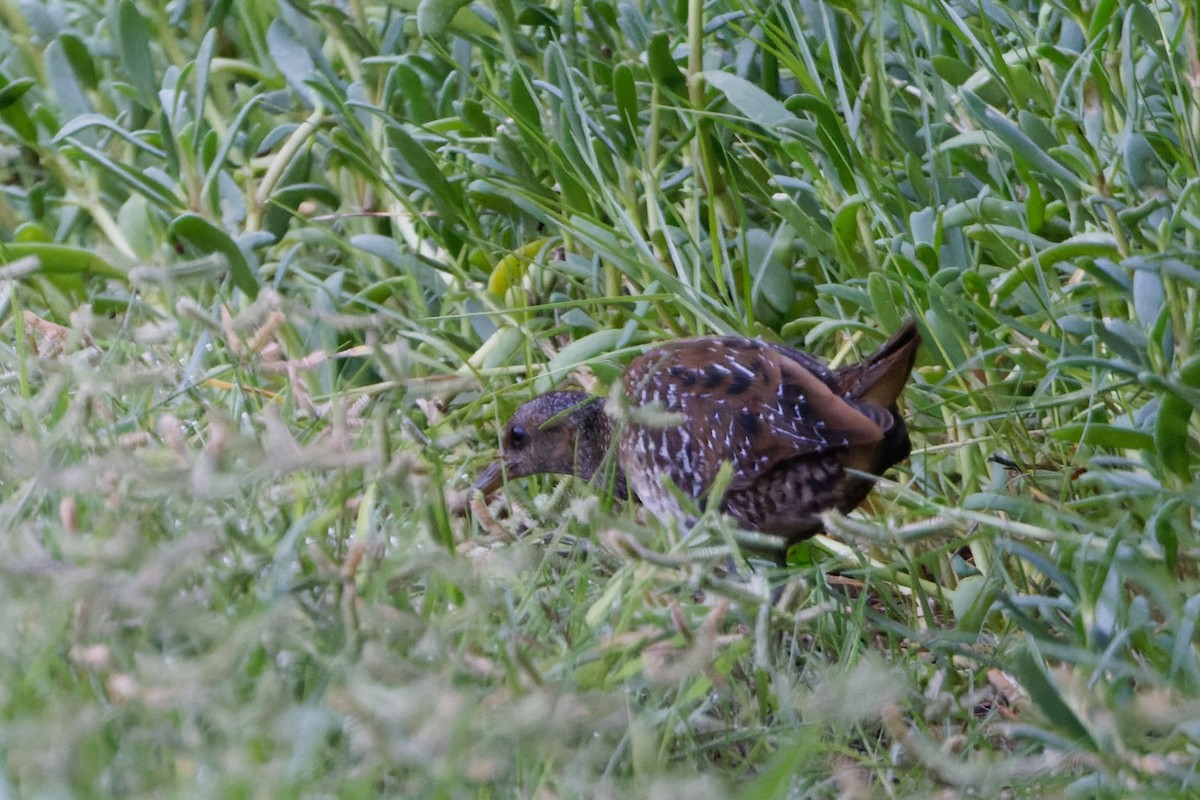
685,0 -> 731,301
250,104 -> 325,230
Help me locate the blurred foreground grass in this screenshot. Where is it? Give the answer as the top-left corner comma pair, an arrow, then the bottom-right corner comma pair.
1,0 -> 1199,796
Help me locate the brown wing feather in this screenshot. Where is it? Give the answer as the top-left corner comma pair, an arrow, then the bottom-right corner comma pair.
620,336 -> 884,496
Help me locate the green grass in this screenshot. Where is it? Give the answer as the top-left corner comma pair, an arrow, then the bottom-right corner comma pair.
1,0 -> 1199,796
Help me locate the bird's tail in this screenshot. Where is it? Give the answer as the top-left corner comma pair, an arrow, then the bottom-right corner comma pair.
841,319 -> 921,407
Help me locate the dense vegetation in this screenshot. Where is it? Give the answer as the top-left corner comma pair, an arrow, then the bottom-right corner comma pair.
1,0 -> 1198,795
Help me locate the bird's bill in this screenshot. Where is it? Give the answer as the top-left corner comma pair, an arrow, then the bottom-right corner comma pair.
474,460 -> 505,494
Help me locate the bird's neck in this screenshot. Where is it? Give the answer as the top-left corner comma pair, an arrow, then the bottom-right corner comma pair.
571,399 -> 627,498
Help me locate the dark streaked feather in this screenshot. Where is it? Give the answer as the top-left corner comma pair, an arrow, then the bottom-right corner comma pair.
478,321 -> 921,548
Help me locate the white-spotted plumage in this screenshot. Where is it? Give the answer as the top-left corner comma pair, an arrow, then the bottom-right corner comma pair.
477,321 -> 921,549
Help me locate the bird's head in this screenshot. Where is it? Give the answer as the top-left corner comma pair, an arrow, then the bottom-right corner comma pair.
475,391 -> 607,494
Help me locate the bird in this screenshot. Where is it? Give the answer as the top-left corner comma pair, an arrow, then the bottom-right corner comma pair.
475,320 -> 920,550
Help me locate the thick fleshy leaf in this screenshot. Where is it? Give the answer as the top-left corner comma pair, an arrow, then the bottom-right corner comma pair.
169,213 -> 258,297
1155,355 -> 1200,480
417,0 -> 473,38
115,0 -> 157,105
703,70 -> 798,130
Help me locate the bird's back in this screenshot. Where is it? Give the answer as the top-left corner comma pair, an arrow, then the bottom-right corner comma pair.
616,323 -> 920,542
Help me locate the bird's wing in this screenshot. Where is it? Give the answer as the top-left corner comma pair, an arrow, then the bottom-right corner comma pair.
620,337 -> 893,495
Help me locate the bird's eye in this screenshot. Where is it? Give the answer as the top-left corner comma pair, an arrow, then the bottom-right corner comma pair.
508,425 -> 528,449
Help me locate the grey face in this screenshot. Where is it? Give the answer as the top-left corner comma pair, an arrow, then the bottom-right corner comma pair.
476,391 -> 598,493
